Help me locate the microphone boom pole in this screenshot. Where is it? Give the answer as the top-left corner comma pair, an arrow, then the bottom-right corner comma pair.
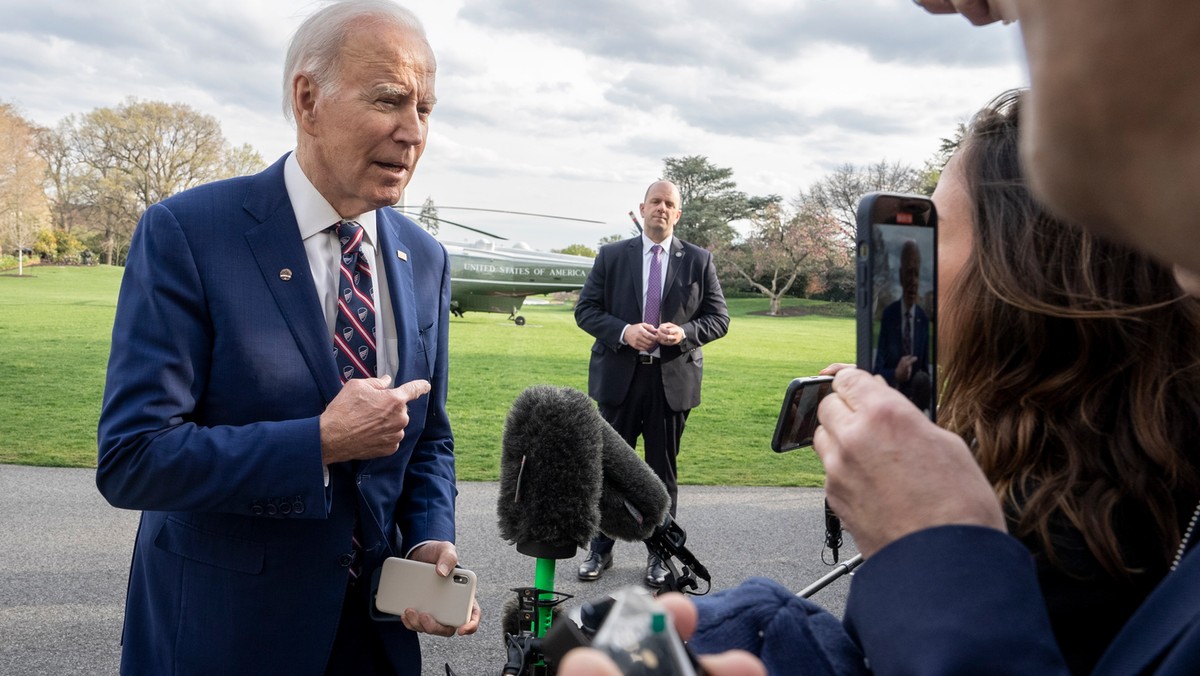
797,553 -> 864,599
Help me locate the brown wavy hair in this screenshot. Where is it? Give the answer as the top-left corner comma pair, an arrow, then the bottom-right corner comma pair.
939,89 -> 1200,576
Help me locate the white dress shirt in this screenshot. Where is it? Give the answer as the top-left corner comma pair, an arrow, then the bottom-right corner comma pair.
284,153 -> 399,378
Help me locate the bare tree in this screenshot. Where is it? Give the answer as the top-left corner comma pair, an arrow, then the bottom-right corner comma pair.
219,142 -> 267,179
805,160 -> 923,245
417,196 -> 439,235
0,103 -> 51,273
68,98 -> 258,264
34,116 -> 89,235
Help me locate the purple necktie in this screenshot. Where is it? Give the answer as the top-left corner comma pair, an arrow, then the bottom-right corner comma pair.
644,244 -> 663,326
333,221 -> 377,383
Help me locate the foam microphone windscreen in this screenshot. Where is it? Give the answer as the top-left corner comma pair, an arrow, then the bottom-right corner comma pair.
595,417 -> 670,542
497,385 -> 604,557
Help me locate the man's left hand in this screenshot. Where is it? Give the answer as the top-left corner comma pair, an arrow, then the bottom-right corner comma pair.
657,322 -> 685,347
401,541 -> 482,637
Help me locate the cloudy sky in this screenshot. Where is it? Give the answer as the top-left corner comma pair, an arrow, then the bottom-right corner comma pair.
0,0 -> 1027,250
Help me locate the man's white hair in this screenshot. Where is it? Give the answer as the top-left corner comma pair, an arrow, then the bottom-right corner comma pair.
281,0 -> 428,122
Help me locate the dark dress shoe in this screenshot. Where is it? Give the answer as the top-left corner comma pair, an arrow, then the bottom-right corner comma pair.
578,550 -> 613,581
645,554 -> 669,588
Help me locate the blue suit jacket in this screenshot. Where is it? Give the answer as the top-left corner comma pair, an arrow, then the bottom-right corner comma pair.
96,154 -> 456,675
574,236 -> 729,412
844,525 -> 1200,675
872,299 -> 930,389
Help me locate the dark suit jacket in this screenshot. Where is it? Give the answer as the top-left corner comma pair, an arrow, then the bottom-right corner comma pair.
872,299 -> 930,388
574,236 -> 729,412
96,154 -> 456,675
843,525 -> 1200,675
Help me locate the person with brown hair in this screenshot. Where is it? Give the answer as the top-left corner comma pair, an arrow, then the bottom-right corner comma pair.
932,88 -> 1200,673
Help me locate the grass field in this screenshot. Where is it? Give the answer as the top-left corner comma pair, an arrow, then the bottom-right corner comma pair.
0,265 -> 854,486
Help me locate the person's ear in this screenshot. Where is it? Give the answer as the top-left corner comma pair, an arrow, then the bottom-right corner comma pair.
293,74 -> 319,135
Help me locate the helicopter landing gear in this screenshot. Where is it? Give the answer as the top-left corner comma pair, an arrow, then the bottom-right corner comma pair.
513,315 -> 526,326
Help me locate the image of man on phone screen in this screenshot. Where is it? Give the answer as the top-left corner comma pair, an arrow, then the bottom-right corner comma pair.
873,239 -> 931,411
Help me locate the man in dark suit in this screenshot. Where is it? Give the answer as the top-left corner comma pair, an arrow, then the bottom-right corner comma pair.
96,3 -> 478,674
574,179 -> 730,587
872,240 -> 931,410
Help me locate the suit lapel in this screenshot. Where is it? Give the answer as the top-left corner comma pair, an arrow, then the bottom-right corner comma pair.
625,238 -> 644,319
377,209 -> 418,382
662,238 -> 686,316
242,159 -> 342,404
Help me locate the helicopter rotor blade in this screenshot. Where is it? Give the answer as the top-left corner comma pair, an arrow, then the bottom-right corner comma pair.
391,208 -> 509,241
399,205 -> 605,224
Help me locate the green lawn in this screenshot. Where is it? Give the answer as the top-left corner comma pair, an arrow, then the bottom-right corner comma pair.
0,266 -> 852,486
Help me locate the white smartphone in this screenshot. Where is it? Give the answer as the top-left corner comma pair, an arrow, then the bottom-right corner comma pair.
374,557 -> 477,627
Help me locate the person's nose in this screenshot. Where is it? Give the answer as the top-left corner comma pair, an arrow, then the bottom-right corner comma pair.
391,106 -> 424,146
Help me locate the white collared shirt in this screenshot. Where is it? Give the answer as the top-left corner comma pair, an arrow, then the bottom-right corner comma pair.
284,153 -> 398,379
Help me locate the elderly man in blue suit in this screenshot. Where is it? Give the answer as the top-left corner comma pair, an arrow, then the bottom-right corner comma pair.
96,2 -> 478,674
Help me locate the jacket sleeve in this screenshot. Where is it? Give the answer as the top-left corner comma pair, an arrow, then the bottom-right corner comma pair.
96,203 -> 328,518
679,249 -> 729,350
574,246 -> 628,349
844,526 -> 1069,676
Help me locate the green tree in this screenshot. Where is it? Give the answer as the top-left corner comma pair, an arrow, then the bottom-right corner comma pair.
917,123 -> 966,196
552,243 -> 596,258
661,155 -> 779,248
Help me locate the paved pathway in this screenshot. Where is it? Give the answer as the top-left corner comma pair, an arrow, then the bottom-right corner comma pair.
0,465 -> 856,675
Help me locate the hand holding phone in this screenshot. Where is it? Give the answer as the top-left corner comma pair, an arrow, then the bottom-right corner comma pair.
374,557 -> 478,628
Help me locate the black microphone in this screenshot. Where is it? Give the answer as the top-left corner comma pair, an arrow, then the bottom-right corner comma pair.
497,385 -> 604,558
592,414 -> 710,592
824,498 -> 843,564
497,385 -> 606,641
594,418 -> 670,541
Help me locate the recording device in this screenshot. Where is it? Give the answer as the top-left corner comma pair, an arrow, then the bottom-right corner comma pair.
486,385 -> 713,675
856,192 -> 938,420
372,558 -> 477,627
771,375 -> 834,452
498,385 -> 605,641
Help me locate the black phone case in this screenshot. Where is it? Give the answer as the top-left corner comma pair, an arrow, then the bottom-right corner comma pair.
855,192 -> 938,421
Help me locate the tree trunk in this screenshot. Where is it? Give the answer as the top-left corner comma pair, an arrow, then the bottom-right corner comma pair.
769,295 -> 781,316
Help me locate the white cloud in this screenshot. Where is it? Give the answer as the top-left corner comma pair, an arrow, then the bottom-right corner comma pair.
0,0 -> 1028,250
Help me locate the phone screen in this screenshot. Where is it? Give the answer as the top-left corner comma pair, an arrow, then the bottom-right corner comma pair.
857,194 -> 937,419
772,376 -> 834,452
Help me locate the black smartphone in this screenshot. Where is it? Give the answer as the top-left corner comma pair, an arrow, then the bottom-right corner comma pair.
771,376 -> 835,452
855,192 -> 937,420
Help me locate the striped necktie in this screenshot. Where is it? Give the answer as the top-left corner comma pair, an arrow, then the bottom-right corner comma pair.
332,221 -> 375,579
333,221 -> 377,383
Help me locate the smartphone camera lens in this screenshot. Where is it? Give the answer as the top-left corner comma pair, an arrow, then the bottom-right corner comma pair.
453,574 -> 468,584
